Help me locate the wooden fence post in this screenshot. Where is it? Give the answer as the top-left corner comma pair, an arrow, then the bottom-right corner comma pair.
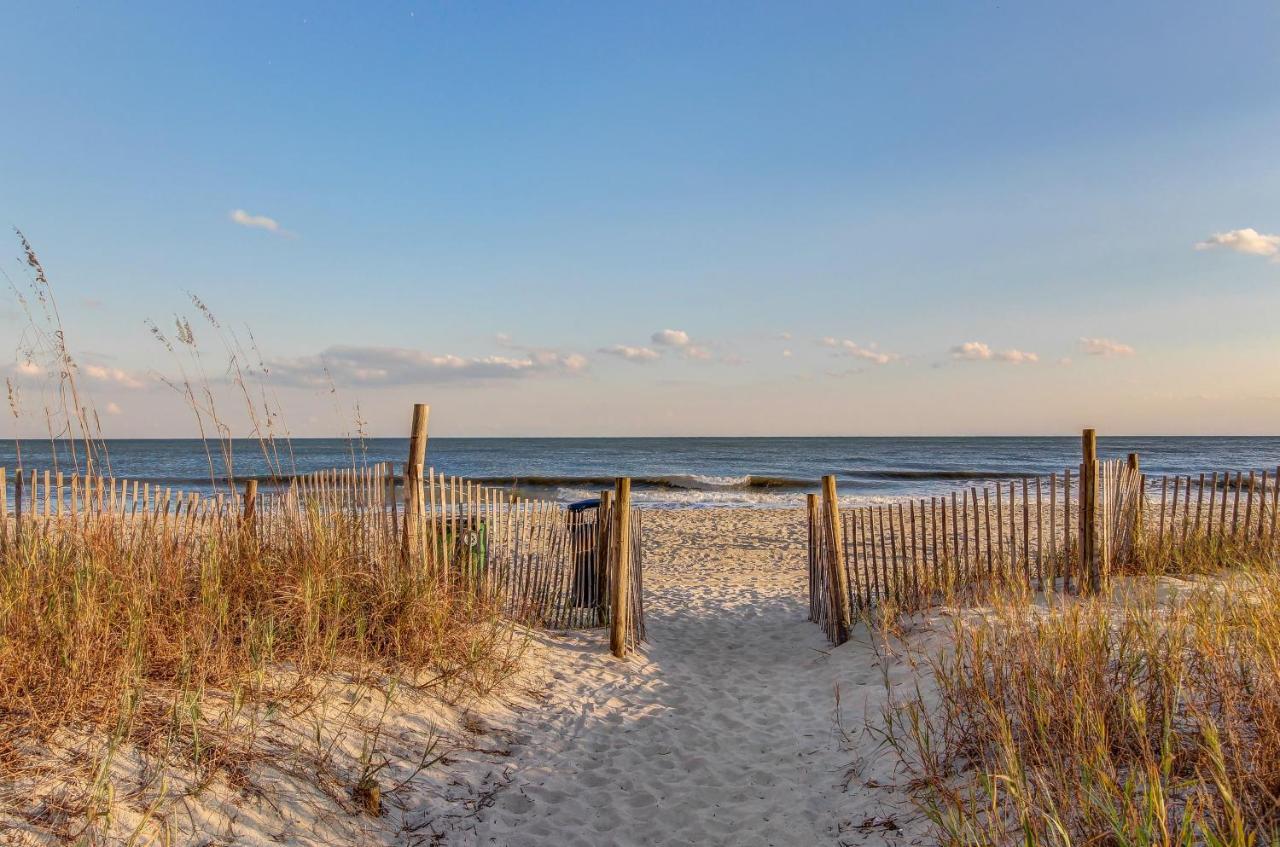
610,478 -> 632,658
1081,429 -> 1101,595
242,479 -> 258,526
822,475 -> 853,644
403,403 -> 430,564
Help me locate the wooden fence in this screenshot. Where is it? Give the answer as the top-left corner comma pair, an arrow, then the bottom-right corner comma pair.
809,431 -> 1280,645
0,406 -> 645,658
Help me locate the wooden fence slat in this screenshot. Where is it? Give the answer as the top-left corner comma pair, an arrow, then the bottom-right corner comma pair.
870,506 -> 880,606
951,491 -> 961,585
1162,473 -> 1172,547
1271,466 -> 1280,549
1245,471 -> 1256,540
1194,473 -> 1205,539
1064,468 -> 1073,592
1022,478 -> 1031,587
1219,471 -> 1229,536
868,507 -> 881,605
1034,476 -> 1043,589
983,487 -> 993,578
930,497 -> 940,594
1231,471 -> 1242,539
1208,472 -> 1219,540
860,508 -> 873,610
1257,471 -> 1269,543
894,503 -> 907,605
994,482 -> 1004,575
1170,476 -> 1182,548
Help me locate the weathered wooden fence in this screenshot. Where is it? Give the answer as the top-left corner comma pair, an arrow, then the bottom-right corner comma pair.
0,405 -> 645,658
809,430 -> 1280,644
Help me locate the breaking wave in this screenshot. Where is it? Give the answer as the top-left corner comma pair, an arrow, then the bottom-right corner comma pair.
473,473 -> 813,492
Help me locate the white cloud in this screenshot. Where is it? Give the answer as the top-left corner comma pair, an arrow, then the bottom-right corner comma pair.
1058,356 -> 1073,367
782,349 -> 793,358
10,360 -> 149,389
266,344 -> 587,387
950,341 -> 1037,364
599,344 -> 661,363
533,350 -> 588,372
820,337 -> 897,365
951,341 -> 992,360
650,328 -> 713,360
1079,337 -> 1135,357
230,209 -> 286,234
82,364 -> 148,388
105,401 -> 123,415
1194,228 -> 1280,258
652,329 -> 691,347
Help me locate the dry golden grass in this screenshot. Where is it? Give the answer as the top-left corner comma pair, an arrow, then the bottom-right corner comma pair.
1,232 -> 526,840
0,508 -> 523,834
881,538 -> 1280,846
0,512 -> 516,734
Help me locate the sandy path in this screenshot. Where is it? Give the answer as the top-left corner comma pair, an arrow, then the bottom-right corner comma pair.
469,508 -> 927,847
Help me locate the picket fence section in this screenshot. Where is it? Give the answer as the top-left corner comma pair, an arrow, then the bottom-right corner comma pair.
809,439 -> 1279,645
0,457 -> 645,655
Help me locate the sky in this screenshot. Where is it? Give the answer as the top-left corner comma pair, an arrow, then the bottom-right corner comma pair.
2,1 -> 1279,437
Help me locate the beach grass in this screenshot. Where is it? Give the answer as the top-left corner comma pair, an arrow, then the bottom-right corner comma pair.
880,541 -> 1280,845
0,233 -> 525,839
0,503 -> 523,833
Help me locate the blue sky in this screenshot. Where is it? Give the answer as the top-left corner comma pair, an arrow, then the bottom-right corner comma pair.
3,2 -> 1279,436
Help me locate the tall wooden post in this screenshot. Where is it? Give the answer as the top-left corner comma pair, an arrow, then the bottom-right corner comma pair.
822,475 -> 853,644
595,490 -> 613,626
1081,429 -> 1101,595
403,404 -> 430,564
610,478 -> 632,659
242,479 -> 258,525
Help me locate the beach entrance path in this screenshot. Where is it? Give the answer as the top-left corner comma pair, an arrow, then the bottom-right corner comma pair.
467,508 -> 923,846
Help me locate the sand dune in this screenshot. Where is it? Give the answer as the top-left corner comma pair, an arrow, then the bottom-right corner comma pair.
2,508 -> 938,845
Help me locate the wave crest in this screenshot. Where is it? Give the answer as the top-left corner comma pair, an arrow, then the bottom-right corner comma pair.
479,473 -> 812,492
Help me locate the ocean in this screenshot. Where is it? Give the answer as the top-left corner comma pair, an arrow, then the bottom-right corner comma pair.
3,436 -> 1279,508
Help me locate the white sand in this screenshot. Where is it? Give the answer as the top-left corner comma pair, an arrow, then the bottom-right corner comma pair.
464,508 -> 934,846
2,508 -> 939,845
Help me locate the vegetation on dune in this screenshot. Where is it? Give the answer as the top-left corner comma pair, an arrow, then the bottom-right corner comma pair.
880,538 -> 1280,845
0,233 -> 524,840
0,511 -> 519,737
